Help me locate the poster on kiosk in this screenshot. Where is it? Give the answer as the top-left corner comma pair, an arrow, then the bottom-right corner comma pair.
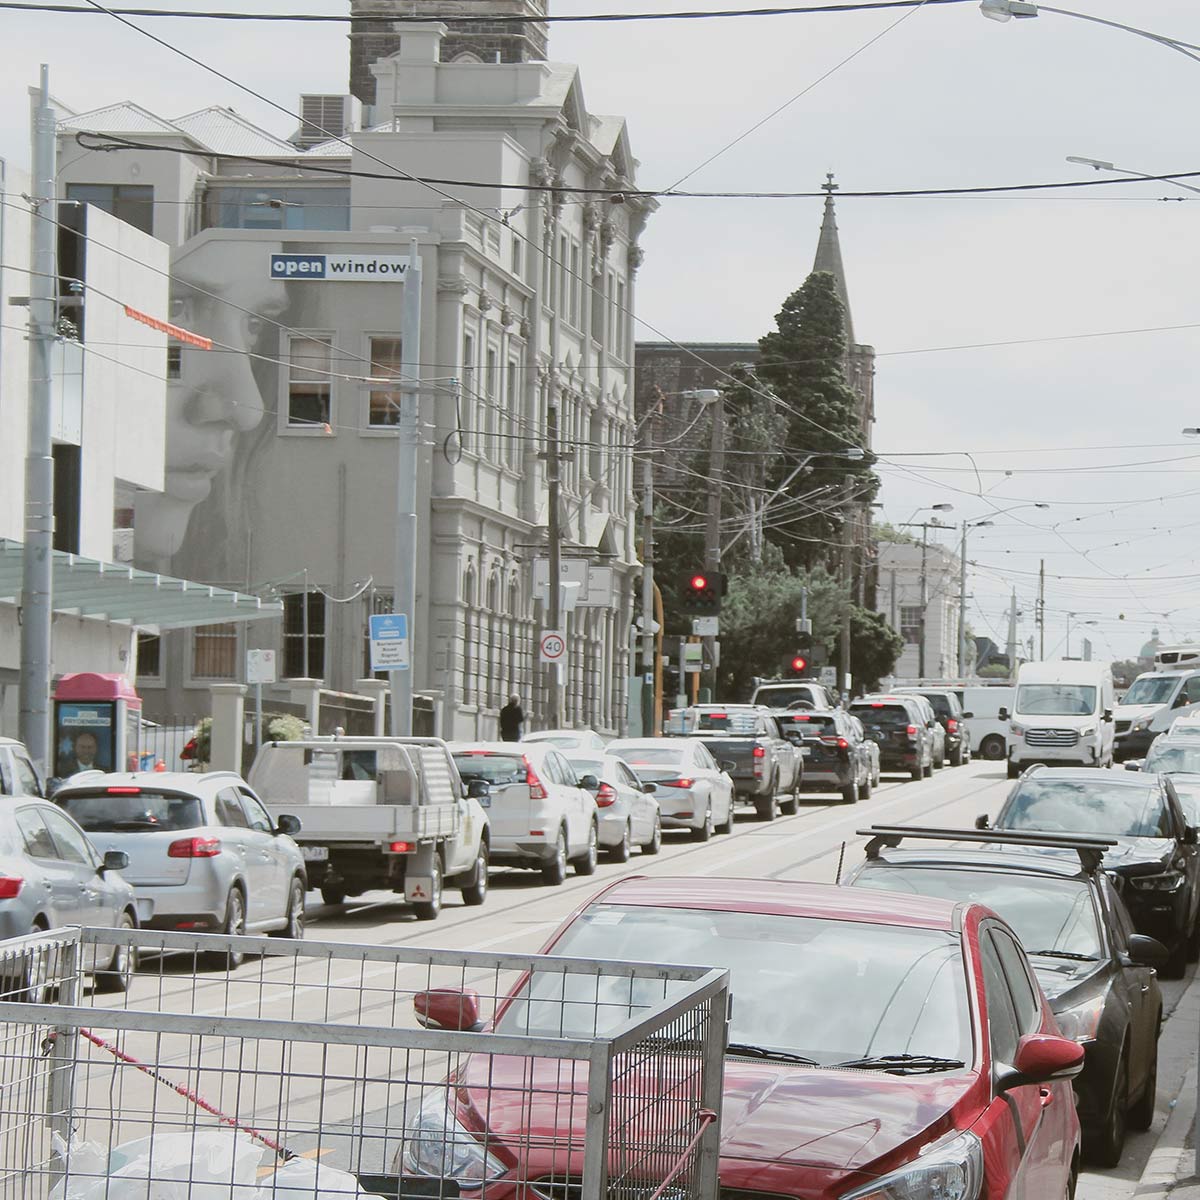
52,673 -> 142,780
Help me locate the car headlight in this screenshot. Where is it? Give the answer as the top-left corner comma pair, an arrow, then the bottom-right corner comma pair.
1078,725 -> 1096,737
1010,723 -> 1026,737
1053,993 -> 1105,1043
1130,871 -> 1185,893
839,1129 -> 983,1200
1133,719 -> 1152,733
401,1088 -> 506,1181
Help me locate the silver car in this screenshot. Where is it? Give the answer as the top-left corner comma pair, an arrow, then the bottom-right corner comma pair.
54,771 -> 306,967
563,751 -> 662,860
608,739 -> 735,841
0,797 -> 138,993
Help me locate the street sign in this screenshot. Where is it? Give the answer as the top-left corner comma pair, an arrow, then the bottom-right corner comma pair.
539,630 -> 567,665
245,649 -> 276,685
819,666 -> 838,687
369,613 -> 410,671
684,643 -> 704,674
692,616 -> 719,637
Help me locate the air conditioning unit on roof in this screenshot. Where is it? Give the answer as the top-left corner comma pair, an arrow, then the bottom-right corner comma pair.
293,94 -> 362,148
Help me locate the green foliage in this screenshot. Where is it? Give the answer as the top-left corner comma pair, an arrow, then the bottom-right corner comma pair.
1110,659 -> 1142,689
978,663 -> 1011,680
872,522 -> 917,547
264,712 -> 307,742
834,607 -> 904,693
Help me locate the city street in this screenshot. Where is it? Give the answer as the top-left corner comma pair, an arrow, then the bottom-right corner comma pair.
249,760 -> 1193,1200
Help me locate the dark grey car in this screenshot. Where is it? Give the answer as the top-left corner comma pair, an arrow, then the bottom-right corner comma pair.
0,797 -> 139,993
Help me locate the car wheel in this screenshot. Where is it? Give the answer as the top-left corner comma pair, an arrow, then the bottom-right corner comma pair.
1162,932 -> 1188,980
94,912 -> 137,994
270,877 -> 306,940
754,796 -> 776,822
873,764 -> 881,788
1088,1051 -> 1128,1168
860,770 -> 873,799
572,823 -> 599,875
413,853 -> 444,921
716,800 -> 734,834
542,829 -> 568,885
609,823 -> 633,863
205,888 -> 246,970
980,734 -> 1007,761
320,882 -> 346,906
842,777 -> 859,804
780,787 -> 799,815
1128,1032 -> 1159,1131
461,842 -> 489,906
933,750 -> 944,770
950,747 -> 964,767
642,815 -> 662,855
1006,761 -> 1021,780
692,806 -> 714,841
922,757 -> 933,779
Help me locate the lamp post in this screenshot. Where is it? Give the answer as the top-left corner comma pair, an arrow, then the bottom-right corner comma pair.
1065,613 -> 1098,661
1067,156 -> 1200,198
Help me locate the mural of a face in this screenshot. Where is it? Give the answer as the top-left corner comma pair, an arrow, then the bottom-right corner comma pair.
136,241 -> 288,561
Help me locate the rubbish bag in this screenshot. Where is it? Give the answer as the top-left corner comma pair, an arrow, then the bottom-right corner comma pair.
50,1129 -> 264,1200
258,1157 -> 386,1200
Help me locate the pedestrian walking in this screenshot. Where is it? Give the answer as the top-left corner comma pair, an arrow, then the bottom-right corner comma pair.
499,695 -> 525,742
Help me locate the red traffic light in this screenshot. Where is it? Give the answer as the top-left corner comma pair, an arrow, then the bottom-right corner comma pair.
791,655 -> 808,673
689,574 -> 709,591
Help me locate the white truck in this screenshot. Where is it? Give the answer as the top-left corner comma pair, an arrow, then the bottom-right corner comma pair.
248,736 -> 491,920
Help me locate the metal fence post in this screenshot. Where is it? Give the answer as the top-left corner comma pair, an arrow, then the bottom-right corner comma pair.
697,986 -> 729,1200
47,933 -> 81,1149
583,1042 -> 612,1200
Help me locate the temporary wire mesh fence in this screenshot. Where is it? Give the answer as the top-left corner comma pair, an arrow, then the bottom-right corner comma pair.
0,927 -> 728,1200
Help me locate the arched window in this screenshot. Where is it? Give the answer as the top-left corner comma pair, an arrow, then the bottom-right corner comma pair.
462,564 -> 477,705
486,569 -> 501,708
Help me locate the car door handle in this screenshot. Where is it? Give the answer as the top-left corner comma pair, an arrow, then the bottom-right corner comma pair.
1141,984 -> 1151,993
1039,1087 -> 1054,1108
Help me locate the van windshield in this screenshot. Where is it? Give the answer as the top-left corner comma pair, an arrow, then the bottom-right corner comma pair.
1016,684 -> 1097,717
1123,677 -> 1179,706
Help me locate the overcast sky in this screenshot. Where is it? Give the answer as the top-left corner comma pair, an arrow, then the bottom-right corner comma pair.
3,0 -> 1200,662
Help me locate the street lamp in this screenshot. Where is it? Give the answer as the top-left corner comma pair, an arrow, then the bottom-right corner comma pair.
956,503 -> 1050,675
1066,156 -> 1200,199
1065,613 -> 1099,660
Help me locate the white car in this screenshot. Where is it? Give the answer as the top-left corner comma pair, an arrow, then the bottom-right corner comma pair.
563,751 -> 661,860
450,742 -> 598,884
607,739 -> 734,841
522,729 -> 607,753
1166,713 -> 1200,742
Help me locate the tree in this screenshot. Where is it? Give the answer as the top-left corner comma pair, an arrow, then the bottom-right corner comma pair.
1110,659 -> 1142,689
834,607 -> 904,693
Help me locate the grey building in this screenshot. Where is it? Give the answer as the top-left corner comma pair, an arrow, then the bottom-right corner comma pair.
56,18 -> 651,739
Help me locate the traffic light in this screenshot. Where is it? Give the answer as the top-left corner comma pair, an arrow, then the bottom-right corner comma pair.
680,570 -> 725,616
789,654 -> 808,674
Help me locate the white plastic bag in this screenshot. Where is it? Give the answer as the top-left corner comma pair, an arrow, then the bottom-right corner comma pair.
257,1157 -> 385,1200
50,1129 -> 265,1200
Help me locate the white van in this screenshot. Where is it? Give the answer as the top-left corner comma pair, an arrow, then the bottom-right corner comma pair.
1154,645 -> 1200,671
1113,668 -> 1200,761
958,686 -> 1014,763
1004,661 -> 1115,778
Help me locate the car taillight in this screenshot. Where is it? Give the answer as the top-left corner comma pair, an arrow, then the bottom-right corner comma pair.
906,724 -> 918,739
167,837 -> 221,858
106,786 -> 142,795
595,783 -> 617,807
660,778 -> 695,789
0,877 -> 23,899
388,841 -> 415,853
524,757 -> 548,800
837,737 -> 849,750
946,719 -> 958,733
752,746 -> 766,759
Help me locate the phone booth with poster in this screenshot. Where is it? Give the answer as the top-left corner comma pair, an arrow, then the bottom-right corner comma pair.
53,673 -> 142,779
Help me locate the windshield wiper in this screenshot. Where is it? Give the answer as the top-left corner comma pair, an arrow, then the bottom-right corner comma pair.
1027,950 -> 1099,962
833,1053 -> 966,1074
725,1042 -> 819,1066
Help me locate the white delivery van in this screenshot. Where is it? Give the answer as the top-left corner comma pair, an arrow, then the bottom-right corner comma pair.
958,686 -> 1015,763
1112,668 -> 1200,761
1004,661 -> 1115,778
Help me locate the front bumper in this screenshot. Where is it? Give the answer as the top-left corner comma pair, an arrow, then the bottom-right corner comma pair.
1114,730 -> 1156,761
1010,741 -> 1101,768
1072,1037 -> 1119,1128
1120,887 -> 1187,948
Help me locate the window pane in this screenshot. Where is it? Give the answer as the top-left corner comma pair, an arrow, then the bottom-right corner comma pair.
289,336 -> 332,427
137,632 -> 161,679
66,183 -> 154,236
193,623 -> 237,679
368,336 -> 403,426
283,592 -> 326,678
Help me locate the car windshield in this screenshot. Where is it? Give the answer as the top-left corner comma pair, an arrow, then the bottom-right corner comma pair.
57,790 -> 204,832
1145,745 -> 1200,775
850,704 -> 910,729
495,905 -> 972,1069
778,714 -> 836,739
999,778 -> 1172,839
1124,677 -> 1179,706
1015,684 -> 1097,717
754,687 -> 815,708
451,753 -> 527,785
691,711 -> 758,734
526,736 -> 579,748
852,867 -> 1102,959
565,756 -> 604,777
1171,779 -> 1200,826
908,693 -> 953,718
610,746 -> 683,768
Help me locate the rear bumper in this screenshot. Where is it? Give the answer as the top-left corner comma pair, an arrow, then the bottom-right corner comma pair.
129,877 -> 225,927
800,763 -> 852,789
878,749 -> 921,769
490,838 -> 557,866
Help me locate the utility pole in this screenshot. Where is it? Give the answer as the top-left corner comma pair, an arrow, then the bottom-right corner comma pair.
640,423 -> 656,736
390,236 -> 421,736
1037,559 -> 1046,660
839,498 -> 853,700
18,65 -> 57,775
957,523 -> 969,677
702,391 -> 725,702
1005,589 -> 1018,677
918,528 -> 929,679
545,397 -> 565,728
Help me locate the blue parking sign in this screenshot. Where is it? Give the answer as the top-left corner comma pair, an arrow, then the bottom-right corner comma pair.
369,613 -> 410,671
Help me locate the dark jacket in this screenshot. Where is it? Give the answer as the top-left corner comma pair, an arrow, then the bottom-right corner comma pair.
499,702 -> 525,742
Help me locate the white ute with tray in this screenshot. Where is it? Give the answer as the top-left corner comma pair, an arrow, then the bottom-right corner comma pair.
248,736 -> 490,919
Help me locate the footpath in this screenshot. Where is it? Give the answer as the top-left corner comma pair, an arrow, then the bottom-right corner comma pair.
1127,964 -> 1200,1197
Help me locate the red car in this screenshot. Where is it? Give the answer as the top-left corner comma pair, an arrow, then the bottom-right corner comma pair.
405,877 -> 1083,1200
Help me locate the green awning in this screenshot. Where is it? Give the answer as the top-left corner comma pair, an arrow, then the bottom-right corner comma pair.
0,538 -> 283,630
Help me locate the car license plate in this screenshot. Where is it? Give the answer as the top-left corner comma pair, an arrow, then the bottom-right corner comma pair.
800,747 -> 812,757
301,845 -> 329,862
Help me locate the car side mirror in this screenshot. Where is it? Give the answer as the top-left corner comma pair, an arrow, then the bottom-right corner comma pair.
466,779 -> 491,800
975,814 -> 990,830
275,813 -> 302,837
1125,761 -> 1144,772
578,774 -> 599,792
1125,934 -> 1169,969
1103,709 -> 1113,722
963,712 -> 974,719
997,1034 -> 1084,1093
721,760 -> 737,772
414,988 -> 484,1032
100,850 -> 129,873
642,782 -> 657,794
1185,826 -> 1199,846
998,708 -> 1010,722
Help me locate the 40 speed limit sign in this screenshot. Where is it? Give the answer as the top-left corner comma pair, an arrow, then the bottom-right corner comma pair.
539,630 -> 568,665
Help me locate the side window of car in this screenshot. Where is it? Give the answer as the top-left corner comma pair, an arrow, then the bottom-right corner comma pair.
239,790 -> 274,833
979,935 -> 1020,1066
16,809 -> 60,860
12,756 -> 43,797
1102,877 -> 1135,955
216,789 -> 250,829
41,809 -> 97,867
0,751 -> 12,795
990,929 -> 1041,1036
697,744 -> 716,771
544,753 -> 569,787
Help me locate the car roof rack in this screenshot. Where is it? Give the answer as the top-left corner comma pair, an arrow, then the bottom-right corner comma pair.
858,824 -> 1118,874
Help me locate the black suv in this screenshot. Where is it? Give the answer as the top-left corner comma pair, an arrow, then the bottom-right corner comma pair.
774,709 -> 873,804
983,765 -> 1200,977
845,825 -> 1166,1167
848,696 -> 933,781
895,688 -> 971,767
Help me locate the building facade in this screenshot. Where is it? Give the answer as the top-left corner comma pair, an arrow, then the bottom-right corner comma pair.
876,540 -> 962,681
57,21 -> 650,738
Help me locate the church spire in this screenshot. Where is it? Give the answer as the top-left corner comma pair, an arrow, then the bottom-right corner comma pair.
812,173 -> 855,347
